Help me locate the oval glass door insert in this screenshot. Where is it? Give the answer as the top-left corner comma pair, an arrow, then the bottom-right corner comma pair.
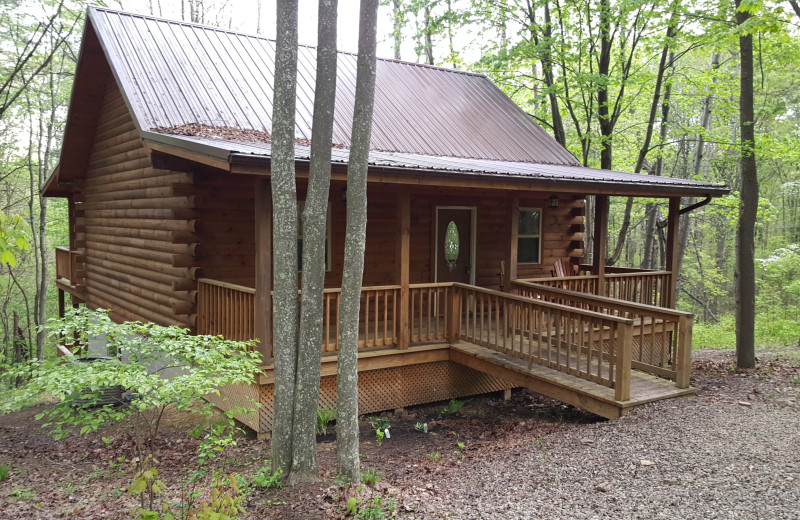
444,221 -> 460,271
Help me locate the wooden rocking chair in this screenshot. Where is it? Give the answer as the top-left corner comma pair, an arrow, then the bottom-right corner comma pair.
552,258 -> 578,278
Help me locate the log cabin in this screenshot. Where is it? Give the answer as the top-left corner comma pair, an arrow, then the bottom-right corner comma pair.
44,7 -> 730,436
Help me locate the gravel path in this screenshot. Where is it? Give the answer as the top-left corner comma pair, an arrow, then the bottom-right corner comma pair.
416,351 -> 800,520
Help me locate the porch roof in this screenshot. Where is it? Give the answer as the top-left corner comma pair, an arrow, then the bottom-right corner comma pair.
143,131 -> 730,198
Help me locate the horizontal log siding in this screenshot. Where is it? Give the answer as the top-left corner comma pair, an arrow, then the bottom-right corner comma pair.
76,80 -> 196,328
193,173 -> 256,287
191,182 -> 585,292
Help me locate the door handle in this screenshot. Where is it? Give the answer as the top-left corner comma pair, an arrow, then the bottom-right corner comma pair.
465,265 -> 471,275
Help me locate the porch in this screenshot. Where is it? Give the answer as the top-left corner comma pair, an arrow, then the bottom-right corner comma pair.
194,268 -> 694,421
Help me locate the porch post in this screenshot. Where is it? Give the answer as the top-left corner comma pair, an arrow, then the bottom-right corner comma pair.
255,178 -> 273,361
507,193 -> 520,290
397,190 -> 410,349
592,195 -> 609,297
665,197 -> 680,308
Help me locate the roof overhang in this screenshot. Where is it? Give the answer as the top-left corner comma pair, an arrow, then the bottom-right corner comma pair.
141,131 -> 730,199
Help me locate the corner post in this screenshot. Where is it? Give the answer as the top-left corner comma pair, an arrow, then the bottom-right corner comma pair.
507,193 -> 520,291
446,284 -> 461,344
397,190 -> 410,349
665,197 -> 680,308
593,195 -> 609,297
255,178 -> 273,361
614,321 -> 633,402
675,314 -> 693,389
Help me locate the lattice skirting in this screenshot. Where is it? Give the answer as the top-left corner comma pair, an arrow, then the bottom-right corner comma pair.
204,383 -> 261,431
257,360 -> 513,434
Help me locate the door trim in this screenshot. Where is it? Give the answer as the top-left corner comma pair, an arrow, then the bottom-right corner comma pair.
434,206 -> 476,286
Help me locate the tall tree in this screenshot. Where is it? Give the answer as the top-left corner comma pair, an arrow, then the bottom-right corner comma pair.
292,0 -> 339,484
270,0 -> 300,473
337,0 -> 379,482
735,0 -> 757,368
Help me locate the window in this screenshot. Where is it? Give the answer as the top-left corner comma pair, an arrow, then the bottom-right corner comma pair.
517,208 -> 541,264
297,202 -> 332,272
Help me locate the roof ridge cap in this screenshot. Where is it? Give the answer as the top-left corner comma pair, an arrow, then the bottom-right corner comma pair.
88,6 -> 485,78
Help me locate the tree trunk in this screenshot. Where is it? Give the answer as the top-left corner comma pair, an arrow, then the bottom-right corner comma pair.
735,0 -> 757,369
270,0 -> 300,473
337,0 -> 379,482
423,6 -> 434,65
607,6 -> 677,267
392,0 -> 402,60
596,0 -> 613,171
291,0 -> 338,484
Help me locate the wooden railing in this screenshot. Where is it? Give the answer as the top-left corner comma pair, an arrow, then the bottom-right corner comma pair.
453,283 -> 633,401
409,283 -> 451,344
518,270 -> 672,308
510,280 -> 692,388
197,279 -> 256,344
196,279 -> 400,353
55,246 -> 81,285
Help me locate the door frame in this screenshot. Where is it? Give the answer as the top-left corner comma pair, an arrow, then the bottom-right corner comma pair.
433,206 -> 477,286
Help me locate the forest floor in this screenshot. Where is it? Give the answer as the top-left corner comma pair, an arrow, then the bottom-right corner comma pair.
1,347 -> 799,520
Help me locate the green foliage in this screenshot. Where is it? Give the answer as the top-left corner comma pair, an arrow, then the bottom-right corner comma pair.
2,307 -> 260,443
250,465 -> 283,489
360,468 -> 382,486
427,452 -> 442,461
316,406 -> 336,435
368,416 -> 390,445
0,211 -> 30,267
0,463 -> 9,481
354,497 -> 396,520
440,398 -> 466,417
9,486 -> 37,502
132,470 -> 245,520
414,421 -> 428,433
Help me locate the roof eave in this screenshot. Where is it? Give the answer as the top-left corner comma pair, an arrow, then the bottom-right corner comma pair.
227,151 -> 730,198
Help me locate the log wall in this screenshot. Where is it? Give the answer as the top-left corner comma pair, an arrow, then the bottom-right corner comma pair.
75,79 -> 198,328
71,78 -> 584,328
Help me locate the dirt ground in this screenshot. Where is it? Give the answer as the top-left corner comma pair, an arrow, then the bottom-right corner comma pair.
1,348 -> 799,519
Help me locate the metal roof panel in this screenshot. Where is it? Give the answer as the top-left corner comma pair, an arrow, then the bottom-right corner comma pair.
89,7 -> 581,165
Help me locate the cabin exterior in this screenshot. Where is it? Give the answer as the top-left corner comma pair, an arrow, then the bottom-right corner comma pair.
45,8 -> 729,436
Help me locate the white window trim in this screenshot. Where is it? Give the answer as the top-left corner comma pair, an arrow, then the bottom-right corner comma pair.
517,207 -> 542,265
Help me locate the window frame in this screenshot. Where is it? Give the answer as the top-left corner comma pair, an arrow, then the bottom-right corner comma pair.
297,201 -> 333,272
516,207 -> 542,265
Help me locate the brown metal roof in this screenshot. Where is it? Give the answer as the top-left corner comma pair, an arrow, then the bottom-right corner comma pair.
88,7 -> 579,165
143,132 -> 730,197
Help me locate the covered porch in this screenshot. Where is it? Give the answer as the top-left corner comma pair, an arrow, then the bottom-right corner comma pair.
54,189 -> 698,424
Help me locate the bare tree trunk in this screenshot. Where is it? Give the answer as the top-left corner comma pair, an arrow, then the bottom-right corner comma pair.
337,0 -> 379,482
643,52 -> 674,270
678,52 -> 720,276
423,6 -> 434,65
607,5 -> 677,267
392,0 -> 402,59
596,0 -> 613,171
735,0 -> 757,368
271,0 -> 300,473
291,0 -> 338,484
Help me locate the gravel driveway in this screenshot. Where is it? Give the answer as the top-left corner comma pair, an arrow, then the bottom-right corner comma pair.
415,351 -> 800,520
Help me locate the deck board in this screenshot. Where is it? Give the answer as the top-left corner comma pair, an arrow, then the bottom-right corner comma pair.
449,341 -> 695,419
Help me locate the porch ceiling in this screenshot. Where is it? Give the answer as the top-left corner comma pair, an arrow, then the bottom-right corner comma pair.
143,131 -> 730,198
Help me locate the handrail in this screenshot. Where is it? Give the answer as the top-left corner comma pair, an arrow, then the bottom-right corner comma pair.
451,283 -> 633,400
511,280 -> 692,389
197,279 -> 402,353
516,270 -> 672,308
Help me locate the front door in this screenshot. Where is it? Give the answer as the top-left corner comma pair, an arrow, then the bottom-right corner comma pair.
436,208 -> 473,284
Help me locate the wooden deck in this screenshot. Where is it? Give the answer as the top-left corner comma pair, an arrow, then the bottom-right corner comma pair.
449,341 -> 695,419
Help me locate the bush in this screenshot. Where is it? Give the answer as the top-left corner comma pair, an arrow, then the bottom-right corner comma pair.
1,307 -> 261,515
